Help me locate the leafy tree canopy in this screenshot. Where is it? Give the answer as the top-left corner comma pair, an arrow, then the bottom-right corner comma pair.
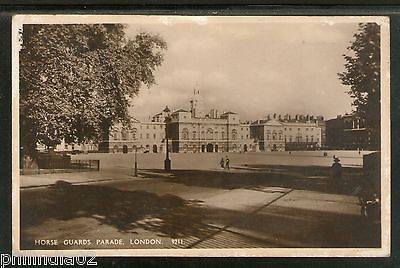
338,23 -> 380,147
20,24 -> 167,152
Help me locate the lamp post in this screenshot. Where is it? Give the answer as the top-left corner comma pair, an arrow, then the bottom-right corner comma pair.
133,145 -> 138,177
164,116 -> 171,171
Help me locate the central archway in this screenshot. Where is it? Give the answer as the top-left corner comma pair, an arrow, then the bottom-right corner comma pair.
122,145 -> 128,154
206,143 -> 213,152
153,144 -> 158,153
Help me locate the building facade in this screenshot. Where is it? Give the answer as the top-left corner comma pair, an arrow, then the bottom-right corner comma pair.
325,113 -> 369,150
62,92 -> 327,154
250,113 -> 323,151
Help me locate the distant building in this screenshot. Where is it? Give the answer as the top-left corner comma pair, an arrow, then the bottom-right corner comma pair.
99,90 -> 256,153
167,91 -> 255,153
54,91 -> 327,154
325,113 -> 369,150
250,113 -> 323,151
99,108 -> 170,153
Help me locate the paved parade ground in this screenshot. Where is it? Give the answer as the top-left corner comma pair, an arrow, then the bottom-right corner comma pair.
19,151 -> 380,250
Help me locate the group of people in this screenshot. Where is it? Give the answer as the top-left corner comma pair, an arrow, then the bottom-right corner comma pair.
220,156 -> 230,170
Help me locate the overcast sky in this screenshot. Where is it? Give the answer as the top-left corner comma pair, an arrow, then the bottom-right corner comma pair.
125,17 -> 359,122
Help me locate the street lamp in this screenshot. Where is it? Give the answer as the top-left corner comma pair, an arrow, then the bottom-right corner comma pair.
164,110 -> 171,171
133,145 -> 138,177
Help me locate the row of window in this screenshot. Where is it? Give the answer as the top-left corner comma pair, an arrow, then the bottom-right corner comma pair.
265,135 -> 319,142
140,125 -> 164,130
181,128 -> 246,140
114,131 -> 166,140
284,127 -> 316,131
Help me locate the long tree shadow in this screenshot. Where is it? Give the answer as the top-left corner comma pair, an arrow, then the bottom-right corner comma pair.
193,204 -> 380,248
21,181 -> 213,239
141,165 -> 363,195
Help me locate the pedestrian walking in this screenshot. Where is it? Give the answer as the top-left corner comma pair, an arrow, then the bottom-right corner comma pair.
220,157 -> 225,169
225,156 -> 230,170
331,155 -> 343,192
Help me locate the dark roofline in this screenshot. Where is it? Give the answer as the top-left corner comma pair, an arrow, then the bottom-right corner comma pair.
220,111 -> 237,116
172,109 -> 189,113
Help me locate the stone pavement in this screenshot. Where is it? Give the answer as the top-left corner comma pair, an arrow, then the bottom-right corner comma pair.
19,166 -> 378,249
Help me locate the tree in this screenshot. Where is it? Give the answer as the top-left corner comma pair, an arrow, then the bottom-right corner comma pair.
338,23 -> 380,149
19,24 -> 167,156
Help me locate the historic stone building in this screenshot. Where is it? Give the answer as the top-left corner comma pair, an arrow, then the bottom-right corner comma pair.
167,91 -> 255,153
74,91 -> 326,154
99,108 -> 170,153
325,113 -> 370,150
250,113 -> 323,151
99,90 -> 256,153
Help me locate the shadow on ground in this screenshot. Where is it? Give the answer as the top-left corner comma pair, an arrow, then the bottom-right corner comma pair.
21,181 -> 213,238
141,165 -> 363,195
20,177 -> 380,249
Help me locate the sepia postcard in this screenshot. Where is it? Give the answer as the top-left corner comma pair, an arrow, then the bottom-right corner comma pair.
11,15 -> 390,257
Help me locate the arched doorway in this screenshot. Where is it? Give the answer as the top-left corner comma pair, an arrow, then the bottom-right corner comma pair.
273,144 -> 277,151
201,144 -> 206,152
206,143 -> 213,152
113,145 -> 119,153
122,145 -> 128,154
244,144 -> 248,152
215,144 -> 218,152
153,144 -> 158,153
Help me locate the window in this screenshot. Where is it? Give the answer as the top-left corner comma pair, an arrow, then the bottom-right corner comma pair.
160,125 -> 163,129
206,128 -> 213,140
241,135 -> 244,139
298,128 -> 300,131
222,131 -> 225,139
121,131 -> 127,140
183,115 -> 187,119
284,128 -> 287,131
113,133 -> 118,140
201,131 -> 205,139
182,128 -> 189,140
284,135 -> 287,142
306,128 -> 308,131
153,133 -> 156,139
193,131 -> 197,139
267,135 -> 270,140
146,133 -> 149,139
246,134 -> 249,139
289,128 -> 292,131
232,129 -> 238,140
131,130 -> 136,139
146,126 -> 149,129
289,135 -> 292,142
140,133 -> 143,139
154,126 -> 156,130
311,135 -> 314,142
306,135 -> 309,142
